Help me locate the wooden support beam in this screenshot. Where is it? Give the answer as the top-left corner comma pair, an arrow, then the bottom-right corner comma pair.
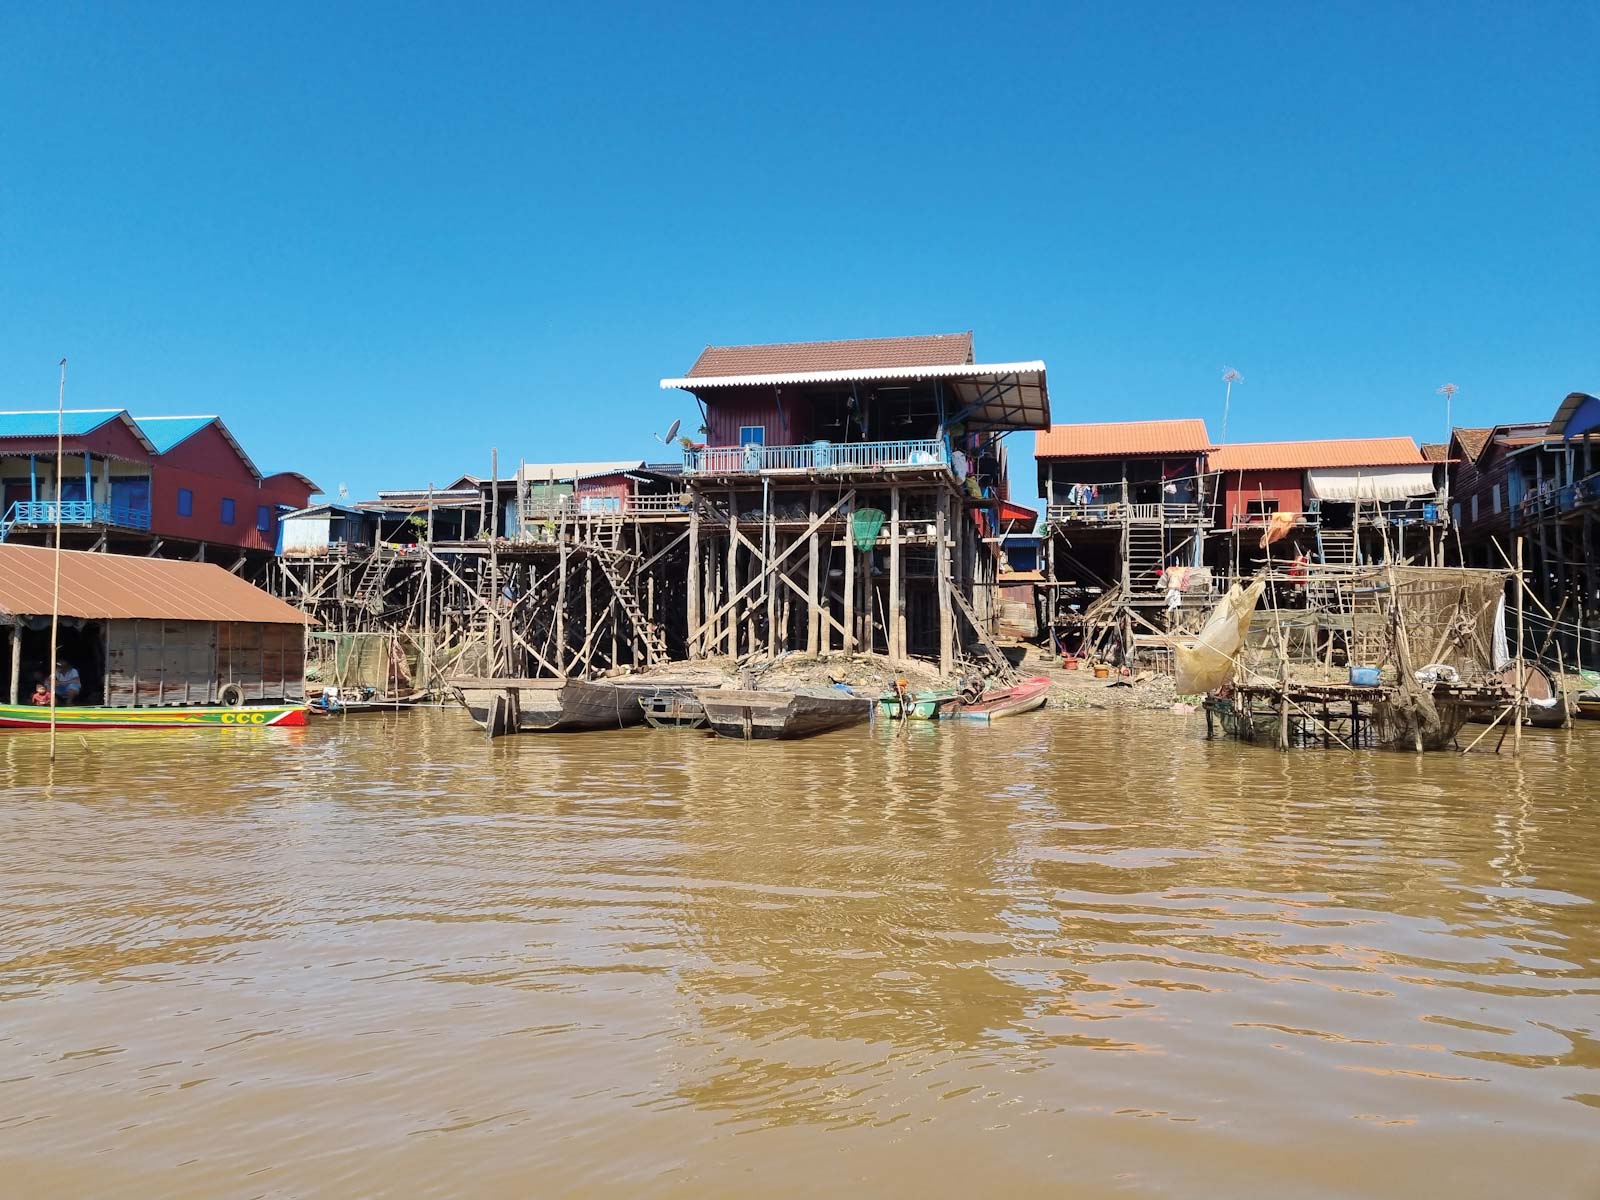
937,494 -> 953,675
8,622 -> 20,705
842,492 -> 856,655
806,487 -> 820,656
726,493 -> 739,657
889,485 -> 903,662
687,504 -> 701,658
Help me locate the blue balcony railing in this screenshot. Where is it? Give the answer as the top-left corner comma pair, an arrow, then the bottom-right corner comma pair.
683,438 -> 950,476
0,500 -> 153,541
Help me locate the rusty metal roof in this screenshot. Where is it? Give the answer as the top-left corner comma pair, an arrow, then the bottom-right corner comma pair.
1208,437 -> 1425,472
683,333 -> 973,378
0,545 -> 312,625
1035,419 -> 1213,460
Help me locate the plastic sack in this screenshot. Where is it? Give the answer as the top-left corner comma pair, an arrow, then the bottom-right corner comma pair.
1173,580 -> 1264,695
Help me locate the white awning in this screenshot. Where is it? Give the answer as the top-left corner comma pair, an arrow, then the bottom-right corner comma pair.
660,360 -> 1050,432
1306,466 -> 1436,502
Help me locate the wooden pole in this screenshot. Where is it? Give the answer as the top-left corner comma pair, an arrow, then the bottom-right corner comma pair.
486,450 -> 500,676
889,484 -> 902,662
937,493 -> 953,676
806,487 -> 820,656
726,495 -> 739,657
48,358 -> 66,760
8,621 -> 20,705
556,510 -> 568,675
843,497 -> 856,655
422,483 -> 435,690
1515,535 -> 1525,755
687,495 -> 701,657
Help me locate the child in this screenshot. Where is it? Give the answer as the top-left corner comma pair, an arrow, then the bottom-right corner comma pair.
29,672 -> 50,706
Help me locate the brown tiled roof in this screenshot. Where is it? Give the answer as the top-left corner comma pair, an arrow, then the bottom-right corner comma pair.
1453,427 -> 1493,463
1035,419 -> 1212,460
0,545 -> 312,624
685,332 -> 974,378
1208,437 -> 1425,472
1420,442 -> 1448,462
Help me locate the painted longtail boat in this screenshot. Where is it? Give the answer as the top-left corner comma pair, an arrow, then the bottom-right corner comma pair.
877,688 -> 958,720
0,703 -> 307,730
954,676 -> 1051,721
696,688 -> 872,740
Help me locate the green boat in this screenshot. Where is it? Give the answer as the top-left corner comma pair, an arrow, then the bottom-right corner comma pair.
876,689 -> 958,720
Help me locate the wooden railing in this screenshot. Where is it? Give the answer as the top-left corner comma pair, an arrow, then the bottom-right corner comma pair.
0,499 -> 152,541
683,438 -> 949,476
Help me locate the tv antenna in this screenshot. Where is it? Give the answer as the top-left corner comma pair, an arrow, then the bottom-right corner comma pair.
1220,368 -> 1243,443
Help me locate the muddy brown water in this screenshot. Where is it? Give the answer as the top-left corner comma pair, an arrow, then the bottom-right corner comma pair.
1,709 -> 1597,1198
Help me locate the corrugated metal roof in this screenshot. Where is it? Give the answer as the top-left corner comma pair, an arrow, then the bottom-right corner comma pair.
1035,419 -> 1213,460
515,460 -> 645,482
684,333 -> 973,378
1548,391 -> 1600,439
0,409 -> 158,453
0,545 -> 311,625
133,415 -> 215,453
663,362 -> 1050,432
1208,437 -> 1424,472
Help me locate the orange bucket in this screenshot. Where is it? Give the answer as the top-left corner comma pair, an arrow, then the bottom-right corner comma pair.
1093,664 -> 1110,680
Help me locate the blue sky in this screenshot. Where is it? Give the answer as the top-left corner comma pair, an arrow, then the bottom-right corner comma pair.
2,2 -> 1594,504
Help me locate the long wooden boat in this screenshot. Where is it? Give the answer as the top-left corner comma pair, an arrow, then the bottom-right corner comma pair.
453,677 -> 649,733
0,703 -> 307,730
877,689 -> 958,720
695,688 -> 872,740
954,676 -> 1051,722
1575,692 -> 1600,721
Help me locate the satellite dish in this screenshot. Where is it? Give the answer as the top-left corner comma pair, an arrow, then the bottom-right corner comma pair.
654,418 -> 682,445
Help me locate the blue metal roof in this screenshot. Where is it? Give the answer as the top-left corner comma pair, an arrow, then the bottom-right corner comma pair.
0,409 -> 125,438
133,415 -> 216,453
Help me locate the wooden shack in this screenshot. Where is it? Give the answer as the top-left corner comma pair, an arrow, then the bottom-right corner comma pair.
0,544 -> 311,707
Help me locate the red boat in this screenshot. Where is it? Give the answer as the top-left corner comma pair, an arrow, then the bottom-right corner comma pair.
955,676 -> 1051,721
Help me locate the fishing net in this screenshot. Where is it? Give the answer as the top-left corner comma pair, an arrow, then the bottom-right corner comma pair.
851,508 -> 886,553
1174,579 -> 1265,694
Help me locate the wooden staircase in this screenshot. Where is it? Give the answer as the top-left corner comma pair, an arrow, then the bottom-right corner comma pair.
1123,523 -> 1168,599
1318,527 -> 1357,566
592,547 -> 669,665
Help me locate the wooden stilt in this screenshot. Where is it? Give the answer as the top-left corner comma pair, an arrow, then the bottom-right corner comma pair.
889,484 -> 903,662
687,498 -> 701,657
937,493 -> 953,676
843,495 -> 856,655
8,622 -> 20,705
806,488 -> 820,656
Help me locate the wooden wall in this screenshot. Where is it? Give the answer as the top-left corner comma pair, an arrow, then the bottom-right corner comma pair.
104,619 -> 305,706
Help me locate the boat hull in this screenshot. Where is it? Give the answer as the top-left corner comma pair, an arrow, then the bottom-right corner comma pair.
0,703 -> 307,730
696,689 -> 871,740
877,691 -> 957,720
955,677 -> 1051,721
455,678 -> 649,733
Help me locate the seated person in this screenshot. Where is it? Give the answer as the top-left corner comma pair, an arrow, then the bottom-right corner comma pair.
54,658 -> 81,705
29,672 -> 51,706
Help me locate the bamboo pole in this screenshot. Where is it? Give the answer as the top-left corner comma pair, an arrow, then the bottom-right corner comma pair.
1515,536 -> 1525,755
937,495 -> 953,676
687,495 -> 701,657
48,358 -> 66,760
842,495 -> 856,655
806,487 -> 820,656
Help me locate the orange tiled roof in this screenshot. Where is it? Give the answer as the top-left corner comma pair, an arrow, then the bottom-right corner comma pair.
686,333 -> 973,378
1208,437 -> 1425,472
1035,419 -> 1212,460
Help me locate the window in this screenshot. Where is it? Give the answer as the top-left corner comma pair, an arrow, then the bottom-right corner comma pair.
1491,483 -> 1501,514
1246,498 -> 1280,517
256,505 -> 272,533
177,488 -> 193,517
220,497 -> 236,525
1451,502 -> 1461,527
1470,494 -> 1479,522
739,425 -> 766,447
